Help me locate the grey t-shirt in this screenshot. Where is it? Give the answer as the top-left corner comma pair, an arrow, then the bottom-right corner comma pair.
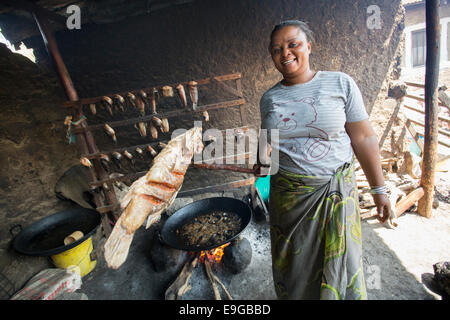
260,71 -> 368,176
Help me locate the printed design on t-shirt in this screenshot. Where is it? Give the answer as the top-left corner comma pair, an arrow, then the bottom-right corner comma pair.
272,97 -> 331,162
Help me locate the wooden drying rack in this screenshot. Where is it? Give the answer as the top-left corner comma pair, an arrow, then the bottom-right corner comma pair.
62,72 -> 258,235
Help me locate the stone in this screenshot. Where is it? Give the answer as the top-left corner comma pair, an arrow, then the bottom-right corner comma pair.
222,236 -> 252,274
433,261 -> 450,300
149,232 -> 188,273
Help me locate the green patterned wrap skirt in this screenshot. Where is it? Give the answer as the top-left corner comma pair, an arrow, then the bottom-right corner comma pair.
269,162 -> 367,300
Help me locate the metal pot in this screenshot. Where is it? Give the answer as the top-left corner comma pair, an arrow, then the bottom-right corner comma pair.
160,197 -> 252,252
12,207 -> 101,256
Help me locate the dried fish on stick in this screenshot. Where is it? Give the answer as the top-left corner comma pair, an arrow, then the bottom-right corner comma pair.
202,110 -> 209,122
138,90 -> 147,101
176,84 -> 187,108
161,118 -> 169,133
80,157 -> 92,168
102,96 -> 114,116
188,81 -> 198,110
152,116 -> 164,133
136,96 -> 146,116
123,150 -> 133,161
162,85 -> 174,97
112,151 -> 122,169
113,94 -> 125,112
89,103 -> 97,115
100,153 -> 110,171
147,145 -> 157,157
135,147 -> 144,159
123,150 -> 135,166
103,127 -> 204,269
151,116 -> 162,127
136,122 -> 147,137
127,92 -> 137,109
150,122 -> 158,139
151,88 -> 158,114
104,124 -> 117,143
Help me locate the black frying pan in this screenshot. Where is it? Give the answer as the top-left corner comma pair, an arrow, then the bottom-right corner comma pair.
160,197 -> 252,252
12,207 -> 101,256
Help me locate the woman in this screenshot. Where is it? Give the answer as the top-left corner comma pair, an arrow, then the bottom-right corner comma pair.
259,20 -> 392,300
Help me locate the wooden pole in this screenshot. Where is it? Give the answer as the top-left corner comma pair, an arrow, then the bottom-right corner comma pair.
418,0 -> 440,218
32,12 -> 78,101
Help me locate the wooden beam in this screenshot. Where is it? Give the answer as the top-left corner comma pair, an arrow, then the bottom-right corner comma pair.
406,117 -> 450,143
405,119 -> 424,153
361,187 -> 425,220
405,94 -> 446,107
71,98 -> 246,134
88,152 -> 253,188
62,73 -> 243,108
403,103 -> 450,124
210,76 -> 243,98
418,0 -> 440,219
394,187 -> 425,218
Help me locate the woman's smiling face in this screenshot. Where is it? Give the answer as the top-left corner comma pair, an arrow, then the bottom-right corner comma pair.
269,26 -> 312,82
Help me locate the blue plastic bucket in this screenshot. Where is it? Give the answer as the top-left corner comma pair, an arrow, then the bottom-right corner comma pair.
255,175 -> 271,203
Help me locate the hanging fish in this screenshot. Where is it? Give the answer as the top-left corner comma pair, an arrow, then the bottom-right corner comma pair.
103,128 -> 204,269
147,145 -> 157,157
89,103 -> 97,115
136,96 -> 146,116
176,84 -> 187,108
151,116 -> 162,127
112,151 -> 123,169
135,147 -> 144,159
113,94 -> 125,112
102,96 -> 114,116
188,81 -> 198,110
123,150 -> 133,160
151,88 -> 158,114
202,110 -> 209,122
127,92 -> 137,108
112,152 -> 122,161
80,157 -> 92,168
161,118 -> 169,133
138,90 -> 147,101
136,122 -> 147,137
104,124 -> 117,143
162,85 -> 174,97
109,172 -> 126,191
99,153 -> 110,171
150,122 -> 158,140
158,142 -> 167,149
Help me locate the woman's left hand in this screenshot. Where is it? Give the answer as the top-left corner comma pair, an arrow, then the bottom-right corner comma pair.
372,193 -> 393,223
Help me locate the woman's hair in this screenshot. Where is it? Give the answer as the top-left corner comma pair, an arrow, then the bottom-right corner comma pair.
270,20 -> 315,44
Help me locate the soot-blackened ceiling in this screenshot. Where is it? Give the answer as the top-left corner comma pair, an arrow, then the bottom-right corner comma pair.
0,0 -> 195,46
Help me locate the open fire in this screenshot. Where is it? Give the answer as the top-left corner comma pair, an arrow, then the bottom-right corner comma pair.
198,243 -> 230,264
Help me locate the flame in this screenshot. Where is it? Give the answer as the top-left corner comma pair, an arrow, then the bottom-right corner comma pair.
199,243 -> 230,264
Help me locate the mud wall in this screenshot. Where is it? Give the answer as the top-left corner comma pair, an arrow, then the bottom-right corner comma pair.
0,43 -> 82,290
25,0 -> 404,117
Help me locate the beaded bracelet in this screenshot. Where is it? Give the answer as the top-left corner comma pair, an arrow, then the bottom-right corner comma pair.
368,185 -> 389,195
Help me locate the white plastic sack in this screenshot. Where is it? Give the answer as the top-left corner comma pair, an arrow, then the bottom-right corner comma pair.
10,266 -> 82,300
